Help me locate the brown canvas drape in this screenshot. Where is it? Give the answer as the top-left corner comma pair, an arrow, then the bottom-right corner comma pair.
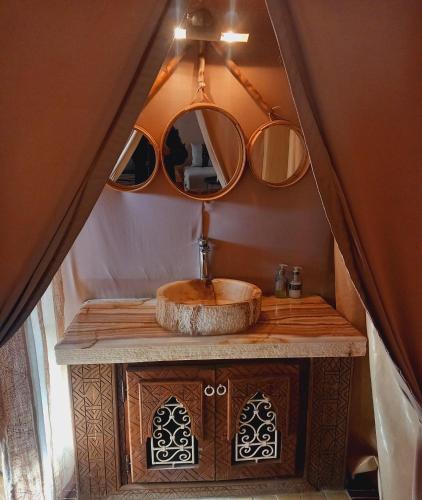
0,1 -> 184,346
266,0 -> 422,404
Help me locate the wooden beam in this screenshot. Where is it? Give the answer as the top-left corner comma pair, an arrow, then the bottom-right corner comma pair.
211,42 -> 272,116
143,45 -> 189,107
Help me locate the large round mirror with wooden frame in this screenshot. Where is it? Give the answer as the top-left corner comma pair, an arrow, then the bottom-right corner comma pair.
107,126 -> 159,192
161,103 -> 246,201
248,120 -> 309,188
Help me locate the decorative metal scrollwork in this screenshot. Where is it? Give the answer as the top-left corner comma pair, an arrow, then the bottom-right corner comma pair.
233,391 -> 280,464
148,396 -> 198,469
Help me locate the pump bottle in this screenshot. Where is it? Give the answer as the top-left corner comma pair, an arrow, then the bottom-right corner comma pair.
274,264 -> 288,298
288,266 -> 303,298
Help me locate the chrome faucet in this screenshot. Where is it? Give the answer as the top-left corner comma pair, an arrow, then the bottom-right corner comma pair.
198,236 -> 211,281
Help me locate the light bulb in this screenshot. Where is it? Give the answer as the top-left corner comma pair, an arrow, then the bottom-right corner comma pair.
174,27 -> 187,40
220,31 -> 249,43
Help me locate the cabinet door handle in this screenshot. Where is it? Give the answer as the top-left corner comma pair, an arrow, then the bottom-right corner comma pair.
204,384 -> 215,397
216,384 -> 227,396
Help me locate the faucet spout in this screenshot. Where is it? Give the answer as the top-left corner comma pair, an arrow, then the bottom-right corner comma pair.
198,236 -> 211,281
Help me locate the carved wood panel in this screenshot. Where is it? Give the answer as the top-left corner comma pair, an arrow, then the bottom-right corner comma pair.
70,364 -> 118,499
306,357 -> 353,489
126,365 -> 215,483
215,361 -> 300,481
139,380 -> 204,439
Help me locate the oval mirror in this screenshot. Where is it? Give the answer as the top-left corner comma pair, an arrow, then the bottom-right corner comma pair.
248,120 -> 309,187
107,127 -> 159,192
161,104 -> 246,200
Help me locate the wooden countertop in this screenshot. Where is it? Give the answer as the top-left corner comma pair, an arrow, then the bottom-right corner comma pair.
55,295 -> 366,365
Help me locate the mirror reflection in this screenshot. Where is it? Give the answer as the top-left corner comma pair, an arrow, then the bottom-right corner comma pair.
162,106 -> 245,199
108,128 -> 158,191
249,121 -> 308,187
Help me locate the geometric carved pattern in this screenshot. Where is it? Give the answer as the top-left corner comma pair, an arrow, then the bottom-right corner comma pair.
70,364 -> 118,499
127,365 -> 215,483
233,391 -> 279,464
306,357 -> 353,489
215,362 -> 300,481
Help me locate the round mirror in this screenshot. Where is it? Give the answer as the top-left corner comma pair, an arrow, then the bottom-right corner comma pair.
161,104 -> 246,200
248,120 -> 309,188
107,127 -> 159,192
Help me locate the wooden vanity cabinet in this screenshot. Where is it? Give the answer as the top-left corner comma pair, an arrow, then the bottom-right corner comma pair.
66,297 -> 362,497
124,360 -> 302,484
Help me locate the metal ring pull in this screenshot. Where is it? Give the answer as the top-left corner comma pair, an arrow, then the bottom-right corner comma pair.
216,384 -> 227,396
204,385 -> 215,397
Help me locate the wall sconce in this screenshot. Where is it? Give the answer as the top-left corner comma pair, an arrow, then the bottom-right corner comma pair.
174,7 -> 249,43
220,32 -> 249,43
174,27 -> 187,40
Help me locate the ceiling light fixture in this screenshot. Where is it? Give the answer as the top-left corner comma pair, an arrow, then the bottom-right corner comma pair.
174,26 -> 249,43
174,27 -> 187,40
174,8 -> 249,43
220,31 -> 249,43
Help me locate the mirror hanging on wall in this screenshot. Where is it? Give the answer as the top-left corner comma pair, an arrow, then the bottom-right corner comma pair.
162,104 -> 246,201
107,127 -> 159,192
248,120 -> 309,188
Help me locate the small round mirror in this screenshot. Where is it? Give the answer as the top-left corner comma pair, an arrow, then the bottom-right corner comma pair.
248,120 -> 309,187
161,104 -> 246,200
107,127 -> 159,192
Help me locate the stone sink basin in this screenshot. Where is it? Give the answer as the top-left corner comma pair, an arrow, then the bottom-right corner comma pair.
156,279 -> 262,336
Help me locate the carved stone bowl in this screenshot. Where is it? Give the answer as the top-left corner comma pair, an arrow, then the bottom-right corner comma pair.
156,279 -> 262,336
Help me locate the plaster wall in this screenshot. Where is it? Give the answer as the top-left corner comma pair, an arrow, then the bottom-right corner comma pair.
62,47 -> 334,327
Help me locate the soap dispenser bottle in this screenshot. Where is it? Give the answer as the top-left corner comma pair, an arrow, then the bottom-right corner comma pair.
288,266 -> 303,298
274,264 -> 288,298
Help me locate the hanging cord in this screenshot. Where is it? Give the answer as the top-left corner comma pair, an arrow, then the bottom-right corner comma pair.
210,42 -> 287,121
144,43 -> 189,107
193,42 -> 212,103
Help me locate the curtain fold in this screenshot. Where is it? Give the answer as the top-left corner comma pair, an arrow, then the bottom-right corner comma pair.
334,242 -> 378,479
266,0 -> 422,404
0,0 -> 185,346
367,316 -> 421,500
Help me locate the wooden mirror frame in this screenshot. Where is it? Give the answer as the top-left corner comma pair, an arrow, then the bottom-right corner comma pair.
248,120 -> 310,188
107,126 -> 159,192
160,103 -> 246,201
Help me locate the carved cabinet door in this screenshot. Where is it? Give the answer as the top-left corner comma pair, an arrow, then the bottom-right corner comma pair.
126,365 -> 215,482
215,361 -> 300,481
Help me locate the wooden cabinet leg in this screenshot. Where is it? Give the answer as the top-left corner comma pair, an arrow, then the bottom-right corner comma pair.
70,364 -> 119,499
306,357 -> 353,489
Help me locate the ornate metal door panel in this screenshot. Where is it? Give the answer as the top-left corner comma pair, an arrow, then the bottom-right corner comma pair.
126,365 -> 215,482
215,362 -> 300,480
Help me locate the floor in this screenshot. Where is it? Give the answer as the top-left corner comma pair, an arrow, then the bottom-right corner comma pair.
201,492 -> 350,500
60,489 -> 352,500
